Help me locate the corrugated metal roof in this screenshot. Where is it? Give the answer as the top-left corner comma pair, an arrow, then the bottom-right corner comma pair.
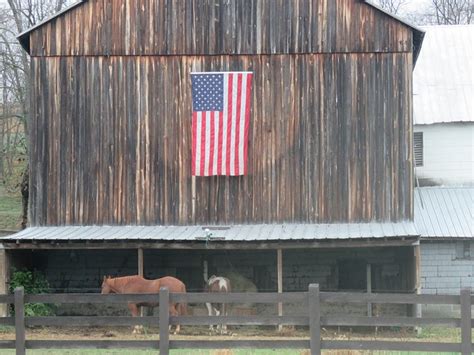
0,222 -> 418,243
414,25 -> 474,125
414,187 -> 473,239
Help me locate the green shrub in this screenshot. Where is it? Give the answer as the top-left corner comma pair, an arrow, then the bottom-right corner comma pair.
9,268 -> 56,316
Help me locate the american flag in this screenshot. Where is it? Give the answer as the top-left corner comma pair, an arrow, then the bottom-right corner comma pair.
191,71 -> 253,176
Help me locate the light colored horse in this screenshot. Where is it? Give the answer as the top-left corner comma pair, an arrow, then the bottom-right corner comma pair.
101,275 -> 187,334
205,275 -> 231,334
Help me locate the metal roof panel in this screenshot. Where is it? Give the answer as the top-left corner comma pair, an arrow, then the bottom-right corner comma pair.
415,187 -> 473,239
414,25 -> 473,125
1,222 -> 418,243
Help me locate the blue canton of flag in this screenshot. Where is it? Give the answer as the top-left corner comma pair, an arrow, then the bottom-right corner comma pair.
191,74 -> 224,111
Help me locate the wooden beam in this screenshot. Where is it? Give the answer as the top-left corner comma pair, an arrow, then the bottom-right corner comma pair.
413,245 -> 422,334
1,237 -> 420,250
367,263 -> 372,317
137,248 -> 144,317
0,245 -> 10,317
137,248 -> 144,277
277,249 -> 283,332
191,177 -> 196,223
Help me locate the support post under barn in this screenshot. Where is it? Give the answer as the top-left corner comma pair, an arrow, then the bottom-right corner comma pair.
138,248 -> 144,277
414,244 -> 422,320
367,263 -> 372,317
277,249 -> 283,332
138,248 -> 144,317
0,245 -> 9,317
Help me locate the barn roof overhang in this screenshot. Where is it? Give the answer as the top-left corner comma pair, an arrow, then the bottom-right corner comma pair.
0,223 -> 420,250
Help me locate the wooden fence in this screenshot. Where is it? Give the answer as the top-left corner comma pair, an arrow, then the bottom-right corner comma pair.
0,284 -> 472,355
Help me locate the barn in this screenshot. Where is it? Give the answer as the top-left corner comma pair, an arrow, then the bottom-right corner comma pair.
1,0 -> 424,316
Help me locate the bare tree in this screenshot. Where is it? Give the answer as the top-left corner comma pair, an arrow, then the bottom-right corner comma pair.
0,0 -> 69,228
428,0 -> 473,24
374,0 -> 410,15
403,0 -> 473,25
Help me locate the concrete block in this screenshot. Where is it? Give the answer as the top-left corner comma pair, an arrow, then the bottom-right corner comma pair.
421,288 -> 437,294
436,288 -> 459,295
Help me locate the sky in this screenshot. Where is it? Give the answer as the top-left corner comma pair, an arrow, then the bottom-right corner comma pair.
402,0 -> 431,14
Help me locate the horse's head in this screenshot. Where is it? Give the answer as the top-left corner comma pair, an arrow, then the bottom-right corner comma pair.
101,276 -> 114,294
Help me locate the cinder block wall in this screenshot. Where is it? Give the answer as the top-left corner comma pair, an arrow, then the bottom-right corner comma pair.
420,241 -> 474,317
421,241 -> 474,295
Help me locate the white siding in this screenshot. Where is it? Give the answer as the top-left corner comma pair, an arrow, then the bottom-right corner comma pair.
414,123 -> 474,186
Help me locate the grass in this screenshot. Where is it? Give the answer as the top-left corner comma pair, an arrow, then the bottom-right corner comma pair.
416,326 -> 461,340
0,184 -> 22,231
0,351 -> 304,355
0,351 -> 462,355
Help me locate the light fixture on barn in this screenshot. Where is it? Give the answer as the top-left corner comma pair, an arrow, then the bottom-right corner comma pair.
195,227 -> 226,247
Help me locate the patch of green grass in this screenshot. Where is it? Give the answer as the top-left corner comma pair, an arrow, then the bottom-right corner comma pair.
0,325 -> 14,334
415,326 -> 462,341
0,184 -> 22,231
374,354 -> 453,355
0,351 -> 464,355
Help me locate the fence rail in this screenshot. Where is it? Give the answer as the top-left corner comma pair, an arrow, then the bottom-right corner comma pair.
0,284 -> 472,355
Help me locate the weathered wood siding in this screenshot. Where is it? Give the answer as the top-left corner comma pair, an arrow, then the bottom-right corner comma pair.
29,0 -> 413,56
29,53 -> 413,226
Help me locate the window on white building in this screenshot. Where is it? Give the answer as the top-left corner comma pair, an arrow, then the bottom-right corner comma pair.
414,132 -> 423,167
455,241 -> 471,260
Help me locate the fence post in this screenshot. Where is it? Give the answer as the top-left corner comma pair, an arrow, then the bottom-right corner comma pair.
14,287 -> 25,355
159,287 -> 170,355
309,284 -> 321,355
460,288 -> 472,355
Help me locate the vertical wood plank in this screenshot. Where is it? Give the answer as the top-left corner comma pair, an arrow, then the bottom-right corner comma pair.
309,283 -> 321,355
460,288 -> 472,355
138,248 -> 144,277
413,245 -> 422,324
159,287 -> 170,355
138,247 -> 144,317
366,263 -> 372,317
277,249 -> 283,332
14,287 -> 25,355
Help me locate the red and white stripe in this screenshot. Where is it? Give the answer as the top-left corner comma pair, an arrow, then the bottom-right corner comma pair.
192,72 -> 253,176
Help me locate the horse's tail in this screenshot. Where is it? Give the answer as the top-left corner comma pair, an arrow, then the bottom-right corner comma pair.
178,301 -> 188,316
178,284 -> 188,315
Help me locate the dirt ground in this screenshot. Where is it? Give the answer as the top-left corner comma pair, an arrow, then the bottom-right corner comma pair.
0,325 -> 463,343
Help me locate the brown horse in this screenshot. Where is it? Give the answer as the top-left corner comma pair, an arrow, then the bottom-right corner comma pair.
101,275 -> 187,334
